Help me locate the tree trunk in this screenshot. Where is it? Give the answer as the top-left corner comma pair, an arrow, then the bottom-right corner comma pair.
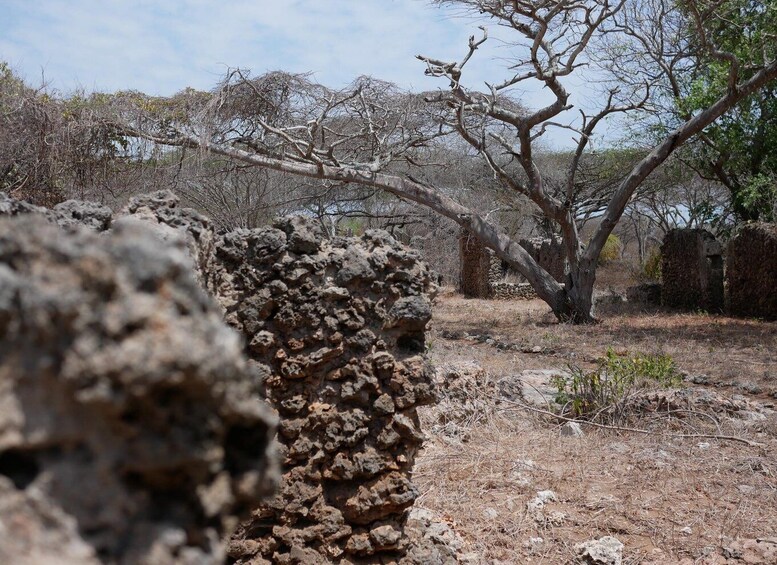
550,260 -> 597,324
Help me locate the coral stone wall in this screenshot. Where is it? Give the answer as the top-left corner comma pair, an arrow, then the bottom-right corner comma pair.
519,236 -> 567,283
213,221 -> 438,564
490,281 -> 538,300
727,223 -> 777,320
125,194 -> 441,564
0,190 -> 443,564
661,228 -> 724,312
459,230 -> 567,300
459,229 -> 493,298
0,212 -> 278,565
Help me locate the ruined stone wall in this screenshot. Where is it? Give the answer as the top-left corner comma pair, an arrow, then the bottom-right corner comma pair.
0,211 -> 278,564
487,255 -> 538,299
123,193 -> 443,564
0,190 -> 444,564
459,229 -> 563,300
490,281 -> 538,300
519,236 -> 567,283
459,229 -> 493,298
727,223 -> 777,320
661,229 -> 724,312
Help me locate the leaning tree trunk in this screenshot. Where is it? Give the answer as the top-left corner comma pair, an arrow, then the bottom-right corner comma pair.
558,261 -> 598,324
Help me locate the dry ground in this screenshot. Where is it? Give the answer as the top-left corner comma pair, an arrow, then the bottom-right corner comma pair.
413,291 -> 777,564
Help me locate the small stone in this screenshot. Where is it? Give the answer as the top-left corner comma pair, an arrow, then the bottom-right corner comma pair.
374,394 -> 395,415
561,421 -> 584,437
482,507 -> 498,520
386,296 -> 432,331
369,525 -> 401,548
322,286 -> 350,300
574,536 -> 624,565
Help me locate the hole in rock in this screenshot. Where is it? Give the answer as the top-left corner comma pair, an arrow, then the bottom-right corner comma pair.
0,449 -> 41,489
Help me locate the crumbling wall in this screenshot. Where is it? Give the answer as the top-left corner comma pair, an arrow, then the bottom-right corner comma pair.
490,280 -> 538,300
217,220 -> 436,564
0,213 -> 278,564
459,229 -> 493,298
124,193 -> 443,564
660,229 -> 724,312
0,190 -> 443,564
727,223 -> 777,320
519,236 -> 567,283
459,230 -> 566,299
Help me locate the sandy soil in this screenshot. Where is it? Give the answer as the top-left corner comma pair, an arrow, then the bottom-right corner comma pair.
413,291 -> 777,564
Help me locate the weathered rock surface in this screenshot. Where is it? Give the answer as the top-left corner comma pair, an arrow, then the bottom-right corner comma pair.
661,229 -> 724,312
0,213 -> 278,564
575,536 -> 624,565
726,223 -> 777,320
120,192 -> 442,563
212,224 -> 438,564
0,190 -> 444,564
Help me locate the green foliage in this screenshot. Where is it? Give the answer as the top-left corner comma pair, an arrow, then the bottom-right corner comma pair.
639,248 -> 662,282
338,218 -> 365,236
551,348 -> 681,423
739,173 -> 777,220
598,234 -> 622,265
679,0 -> 777,222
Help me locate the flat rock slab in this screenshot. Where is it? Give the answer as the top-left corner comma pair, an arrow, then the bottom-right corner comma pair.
517,369 -> 569,408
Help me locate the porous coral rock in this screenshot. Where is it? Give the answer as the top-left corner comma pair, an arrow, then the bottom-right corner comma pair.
0,214 -> 278,564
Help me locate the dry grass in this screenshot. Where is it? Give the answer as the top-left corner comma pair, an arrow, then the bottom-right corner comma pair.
414,292 -> 777,564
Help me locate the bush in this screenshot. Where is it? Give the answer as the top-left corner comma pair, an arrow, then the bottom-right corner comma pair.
639,247 -> 661,282
338,218 -> 364,236
598,234 -> 622,265
551,348 -> 681,423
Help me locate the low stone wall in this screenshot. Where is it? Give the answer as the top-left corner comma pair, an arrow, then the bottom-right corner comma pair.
491,281 -> 538,300
727,223 -> 777,320
459,229 -> 555,300
626,282 -> 662,305
661,228 -> 724,312
0,212 -> 278,564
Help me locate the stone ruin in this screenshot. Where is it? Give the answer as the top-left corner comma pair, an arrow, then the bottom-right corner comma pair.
519,236 -> 567,283
660,228 -> 725,312
726,223 -> 777,320
0,191 -> 447,564
0,209 -> 278,564
458,229 -> 493,298
459,229 -> 566,299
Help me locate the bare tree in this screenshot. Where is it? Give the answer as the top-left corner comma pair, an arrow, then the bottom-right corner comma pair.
121,0 -> 777,322
0,63 -> 158,207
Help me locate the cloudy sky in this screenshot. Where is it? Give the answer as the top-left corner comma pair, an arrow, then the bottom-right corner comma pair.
0,1 -> 607,147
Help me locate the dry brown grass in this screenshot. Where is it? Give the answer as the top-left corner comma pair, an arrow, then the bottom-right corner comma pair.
414,292 -> 777,564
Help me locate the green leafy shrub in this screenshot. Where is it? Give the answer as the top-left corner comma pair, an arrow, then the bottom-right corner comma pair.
598,234 -> 622,265
639,248 -> 662,282
551,348 -> 681,423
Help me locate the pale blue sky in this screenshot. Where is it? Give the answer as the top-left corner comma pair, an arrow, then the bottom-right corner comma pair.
0,1 -> 612,148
